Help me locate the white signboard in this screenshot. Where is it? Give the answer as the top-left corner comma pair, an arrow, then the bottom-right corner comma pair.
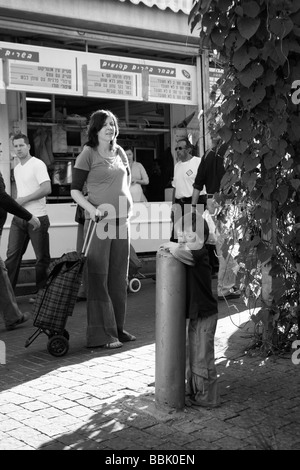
78,54 -> 197,104
0,42 -> 79,95
0,41 -> 198,105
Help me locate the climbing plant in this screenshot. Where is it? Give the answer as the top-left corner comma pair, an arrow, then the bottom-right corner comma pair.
189,0 -> 300,353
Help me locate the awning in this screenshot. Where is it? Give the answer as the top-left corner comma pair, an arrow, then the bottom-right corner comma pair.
118,0 -> 194,15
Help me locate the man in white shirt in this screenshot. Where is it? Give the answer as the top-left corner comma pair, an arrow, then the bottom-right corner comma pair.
5,133 -> 51,295
170,137 -> 205,242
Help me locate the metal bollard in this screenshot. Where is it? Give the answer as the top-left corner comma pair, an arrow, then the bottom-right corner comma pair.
155,246 -> 186,410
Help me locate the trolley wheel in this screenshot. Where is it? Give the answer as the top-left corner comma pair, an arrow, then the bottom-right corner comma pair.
129,277 -> 141,293
47,335 -> 69,357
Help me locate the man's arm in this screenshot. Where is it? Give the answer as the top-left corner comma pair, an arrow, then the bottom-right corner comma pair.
193,157 -> 205,194
16,181 -> 51,206
0,173 -> 40,229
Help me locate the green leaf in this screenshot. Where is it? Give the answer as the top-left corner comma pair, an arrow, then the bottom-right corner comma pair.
291,179 -> 300,191
238,63 -> 264,88
241,83 -> 266,110
234,152 -> 245,168
258,145 -> 270,157
237,17 -> 260,40
264,69 -> 277,87
198,0 -> 213,14
244,156 -> 260,172
255,206 -> 271,221
221,96 -> 237,115
189,0 -> 213,29
243,1 -> 260,18
220,76 -> 237,95
262,181 -> 275,198
232,45 -> 251,71
211,27 -> 227,47
273,185 -> 289,205
261,42 -> 275,61
269,117 -> 288,136
224,30 -> 246,51
282,158 -> 293,170
249,46 -> 259,60
269,17 -> 294,38
218,125 -> 232,142
257,243 -> 273,263
268,138 -> 287,156
242,172 -> 257,191
235,5 -> 243,16
231,139 -> 248,153
263,152 -> 282,169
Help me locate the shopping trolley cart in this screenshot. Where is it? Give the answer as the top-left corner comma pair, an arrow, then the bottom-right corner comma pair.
24,219 -> 97,357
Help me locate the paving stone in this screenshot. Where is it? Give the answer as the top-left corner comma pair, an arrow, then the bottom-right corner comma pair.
0,418 -> 23,432
183,439 -> 221,450
214,435 -> 248,450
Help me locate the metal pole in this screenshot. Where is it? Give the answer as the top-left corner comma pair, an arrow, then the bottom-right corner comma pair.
155,247 -> 186,410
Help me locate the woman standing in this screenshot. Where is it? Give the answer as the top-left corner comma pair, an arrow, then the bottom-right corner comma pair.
71,109 -> 136,349
124,147 -> 149,202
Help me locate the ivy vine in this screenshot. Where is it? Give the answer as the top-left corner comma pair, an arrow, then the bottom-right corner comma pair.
189,0 -> 300,353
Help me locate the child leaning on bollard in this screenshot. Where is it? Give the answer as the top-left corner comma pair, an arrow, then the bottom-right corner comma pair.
162,209 -> 220,408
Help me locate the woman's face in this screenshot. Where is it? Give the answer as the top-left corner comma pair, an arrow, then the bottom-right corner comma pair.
125,149 -> 134,164
98,115 -> 116,143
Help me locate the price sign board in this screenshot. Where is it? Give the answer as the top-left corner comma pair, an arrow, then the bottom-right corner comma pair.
0,41 -> 198,104
78,54 -> 198,105
0,42 -> 79,95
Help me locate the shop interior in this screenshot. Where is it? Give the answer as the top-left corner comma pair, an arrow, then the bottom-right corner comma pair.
25,94 -> 175,203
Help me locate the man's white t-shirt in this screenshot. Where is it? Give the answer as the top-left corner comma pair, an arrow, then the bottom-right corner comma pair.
14,157 -> 50,217
172,156 -> 205,199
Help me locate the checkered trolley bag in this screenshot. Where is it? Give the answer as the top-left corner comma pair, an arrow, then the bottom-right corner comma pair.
25,219 -> 97,357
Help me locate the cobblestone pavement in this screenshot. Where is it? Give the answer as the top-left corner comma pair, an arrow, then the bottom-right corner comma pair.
0,278 -> 299,451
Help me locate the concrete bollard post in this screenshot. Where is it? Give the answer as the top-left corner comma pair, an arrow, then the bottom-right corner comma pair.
155,246 -> 186,410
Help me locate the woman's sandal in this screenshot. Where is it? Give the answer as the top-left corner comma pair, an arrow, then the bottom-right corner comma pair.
103,341 -> 123,349
119,331 -> 136,342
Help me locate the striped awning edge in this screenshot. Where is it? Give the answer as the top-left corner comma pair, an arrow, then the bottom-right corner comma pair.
118,0 -> 194,15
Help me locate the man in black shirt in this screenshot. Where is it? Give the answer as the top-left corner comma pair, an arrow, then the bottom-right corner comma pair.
0,172 -> 40,330
192,140 -> 227,200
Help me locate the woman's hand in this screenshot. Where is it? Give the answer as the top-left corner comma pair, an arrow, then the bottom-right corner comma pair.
90,208 -> 101,223
90,208 -> 108,223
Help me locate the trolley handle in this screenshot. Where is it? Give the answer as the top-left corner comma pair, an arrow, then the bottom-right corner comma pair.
81,211 -> 108,256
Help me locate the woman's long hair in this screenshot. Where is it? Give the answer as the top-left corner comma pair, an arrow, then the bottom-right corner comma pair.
85,109 -> 119,150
